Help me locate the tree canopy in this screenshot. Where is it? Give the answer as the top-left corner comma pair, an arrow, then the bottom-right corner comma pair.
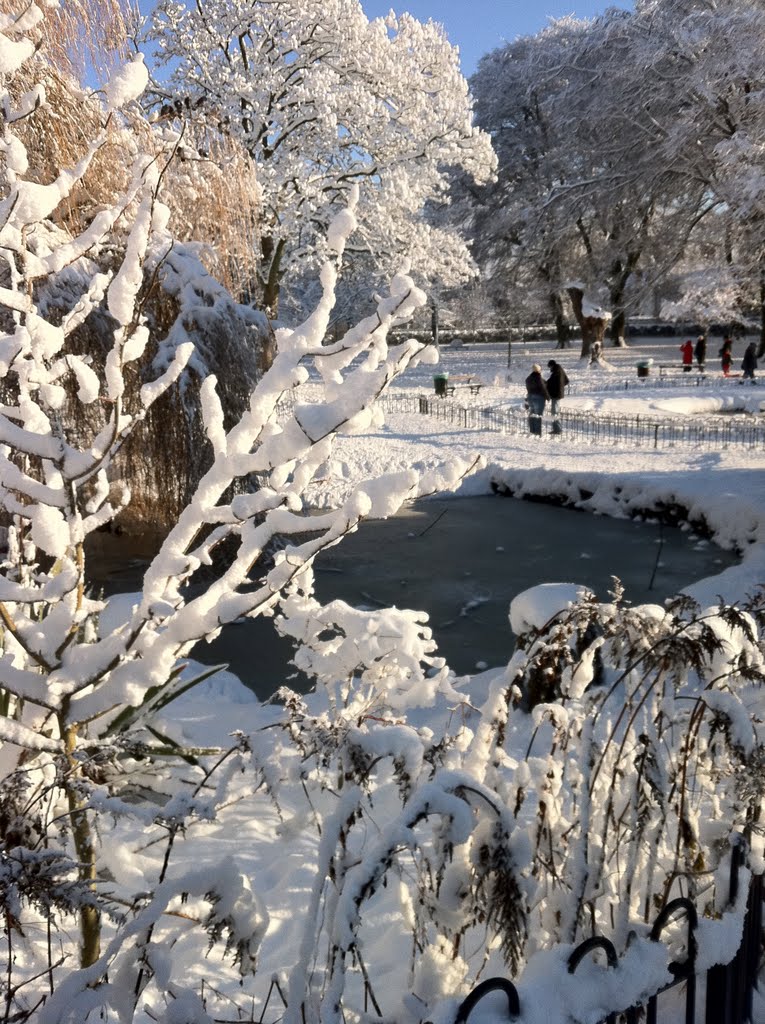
467,0 -> 765,349
149,0 -> 496,315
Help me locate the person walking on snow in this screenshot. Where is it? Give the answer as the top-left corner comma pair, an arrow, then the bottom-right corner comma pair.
525,363 -> 549,436
719,336 -> 733,376
546,359 -> 570,435
742,342 -> 758,381
680,339 -> 694,372
694,335 -> 706,369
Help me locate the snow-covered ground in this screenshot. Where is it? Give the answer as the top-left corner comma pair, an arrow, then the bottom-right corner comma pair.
300,334 -> 765,606
43,332 -> 765,1024
120,331 -> 764,1024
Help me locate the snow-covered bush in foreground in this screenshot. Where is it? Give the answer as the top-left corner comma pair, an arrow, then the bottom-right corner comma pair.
247,581 -> 764,1024
64,579 -> 759,1024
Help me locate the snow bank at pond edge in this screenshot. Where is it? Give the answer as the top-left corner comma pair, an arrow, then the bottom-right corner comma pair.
486,463 -> 765,609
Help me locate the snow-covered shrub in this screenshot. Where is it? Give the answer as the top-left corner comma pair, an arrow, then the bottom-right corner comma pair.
479,587 -> 765,947
262,583 -> 764,1024
660,265 -> 756,336
1,11 -> 266,530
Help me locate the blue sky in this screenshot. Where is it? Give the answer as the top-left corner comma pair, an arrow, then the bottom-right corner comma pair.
139,2 -> 634,79
361,1 -> 633,75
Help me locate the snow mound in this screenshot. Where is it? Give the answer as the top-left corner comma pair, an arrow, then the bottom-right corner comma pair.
509,582 -> 592,635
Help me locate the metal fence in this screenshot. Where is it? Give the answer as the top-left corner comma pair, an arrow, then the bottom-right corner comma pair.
275,391 -> 765,451
570,374 -> 763,395
411,395 -> 765,451
455,838 -> 763,1024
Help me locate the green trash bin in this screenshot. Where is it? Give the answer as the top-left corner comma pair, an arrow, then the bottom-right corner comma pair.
636,361 -> 651,378
434,372 -> 449,396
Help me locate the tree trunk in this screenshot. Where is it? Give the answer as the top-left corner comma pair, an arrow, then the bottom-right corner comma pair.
610,306 -> 628,347
759,263 -> 765,360
431,302 -> 440,347
258,235 -> 284,375
257,318 -> 278,377
260,235 -> 285,318
608,254 -> 639,346
550,291 -> 571,349
567,287 -> 608,359
62,718 -> 101,968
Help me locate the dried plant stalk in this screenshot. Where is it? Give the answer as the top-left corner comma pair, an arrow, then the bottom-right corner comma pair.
0,0 -> 131,76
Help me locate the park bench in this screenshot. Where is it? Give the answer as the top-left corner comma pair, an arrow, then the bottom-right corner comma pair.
441,374 -> 484,396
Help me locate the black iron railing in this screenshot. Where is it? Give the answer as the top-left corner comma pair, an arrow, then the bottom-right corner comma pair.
410,395 -> 765,451
454,839 -> 763,1024
275,390 -> 765,450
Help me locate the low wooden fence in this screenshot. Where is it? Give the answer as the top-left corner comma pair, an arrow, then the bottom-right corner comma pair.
456,839 -> 763,1024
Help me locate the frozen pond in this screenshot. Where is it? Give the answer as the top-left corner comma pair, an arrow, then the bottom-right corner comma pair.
190,495 -> 737,696
88,495 -> 738,698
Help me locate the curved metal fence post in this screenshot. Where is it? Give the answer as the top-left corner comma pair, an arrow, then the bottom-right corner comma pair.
705,835 -> 747,1024
743,870 -> 763,1023
567,935 -> 619,973
567,937 -> 619,1024
728,836 -> 751,1024
455,977 -> 521,1024
650,897 -> 698,1024
650,897 -> 699,973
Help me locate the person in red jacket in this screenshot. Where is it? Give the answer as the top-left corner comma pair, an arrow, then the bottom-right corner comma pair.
719,336 -> 733,376
680,339 -> 694,371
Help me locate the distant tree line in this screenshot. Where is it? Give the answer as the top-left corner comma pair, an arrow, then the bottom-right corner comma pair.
461,0 -> 765,355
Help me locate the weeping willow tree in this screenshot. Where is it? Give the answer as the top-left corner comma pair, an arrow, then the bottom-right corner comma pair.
0,0 -> 131,74
0,0 -> 269,534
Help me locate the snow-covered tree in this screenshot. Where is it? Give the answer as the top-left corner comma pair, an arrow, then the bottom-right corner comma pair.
148,0 -> 496,315
469,12 -> 695,350
629,0 -> 765,346
0,4 -> 475,1006
467,0 -> 765,344
467,26 -> 585,348
660,265 -> 754,335
0,15 -> 270,529
566,0 -> 765,343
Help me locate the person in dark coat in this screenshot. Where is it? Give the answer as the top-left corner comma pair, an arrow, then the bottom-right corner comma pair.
741,342 -> 758,381
719,336 -> 733,376
694,335 -> 706,369
546,359 -> 570,435
525,363 -> 549,436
